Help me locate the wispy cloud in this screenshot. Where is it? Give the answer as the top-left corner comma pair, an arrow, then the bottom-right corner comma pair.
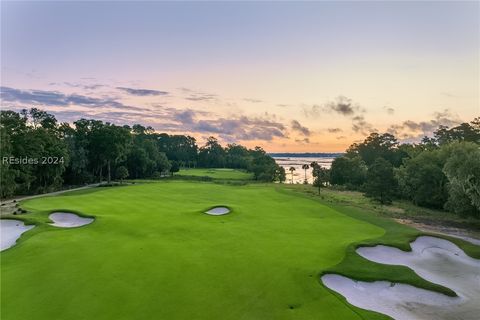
352,115 -> 376,135
116,87 -> 169,96
303,95 -> 365,118
1,85 -> 288,143
290,119 -> 311,136
0,86 -> 150,112
178,87 -> 217,102
185,93 -> 217,101
387,109 -> 462,140
49,82 -> 104,90
194,116 -> 286,141
172,109 -> 197,124
244,98 -> 263,103
383,106 -> 395,115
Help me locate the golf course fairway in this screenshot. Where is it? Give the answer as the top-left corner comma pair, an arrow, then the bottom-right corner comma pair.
1,181 -> 390,320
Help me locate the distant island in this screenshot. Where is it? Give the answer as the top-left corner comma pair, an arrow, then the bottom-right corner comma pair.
269,153 -> 343,158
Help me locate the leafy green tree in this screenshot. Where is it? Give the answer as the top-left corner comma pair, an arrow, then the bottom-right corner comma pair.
170,161 -> 180,176
247,147 -> 278,181
396,149 -> 448,208
330,156 -> 367,188
434,120 -> 480,145
115,166 -> 129,183
443,142 -> 480,217
347,133 -> 404,166
1,109 -> 69,194
312,163 -> 329,195
0,127 -> 17,198
90,123 -> 131,183
198,137 -> 225,168
365,158 -> 396,204
157,134 -> 198,163
225,144 -> 250,168
274,166 -> 286,183
157,152 -> 171,174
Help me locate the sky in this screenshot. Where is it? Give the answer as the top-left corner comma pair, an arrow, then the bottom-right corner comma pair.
1,1 -> 479,152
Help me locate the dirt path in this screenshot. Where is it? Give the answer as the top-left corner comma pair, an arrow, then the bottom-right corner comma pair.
0,183 -> 102,216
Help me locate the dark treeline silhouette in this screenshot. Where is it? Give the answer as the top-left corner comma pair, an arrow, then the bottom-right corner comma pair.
327,118 -> 480,217
0,108 -> 285,198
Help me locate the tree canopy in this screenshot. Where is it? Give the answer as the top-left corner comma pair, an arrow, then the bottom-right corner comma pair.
1,108 -> 283,198
329,118 -> 480,217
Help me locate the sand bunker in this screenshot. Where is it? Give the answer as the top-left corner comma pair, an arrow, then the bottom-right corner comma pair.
49,212 -> 94,228
1,219 -> 35,251
322,236 -> 480,320
205,207 -> 230,215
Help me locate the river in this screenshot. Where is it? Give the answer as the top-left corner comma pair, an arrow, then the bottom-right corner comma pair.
272,154 -> 340,184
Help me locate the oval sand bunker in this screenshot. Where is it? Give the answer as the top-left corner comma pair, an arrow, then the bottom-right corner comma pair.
49,212 -> 94,228
205,207 -> 230,215
322,236 -> 480,320
1,219 -> 35,251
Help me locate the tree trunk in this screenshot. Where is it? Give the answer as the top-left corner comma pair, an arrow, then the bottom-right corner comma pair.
107,160 -> 111,183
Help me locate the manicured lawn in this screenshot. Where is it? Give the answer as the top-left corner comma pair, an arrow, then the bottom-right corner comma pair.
176,168 -> 253,180
1,181 -> 387,320
2,181 -> 478,319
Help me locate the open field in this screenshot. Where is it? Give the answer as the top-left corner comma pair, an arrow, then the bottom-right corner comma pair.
176,168 -> 254,180
1,178 -> 479,320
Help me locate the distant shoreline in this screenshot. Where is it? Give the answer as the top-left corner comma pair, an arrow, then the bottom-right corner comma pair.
269,153 -> 343,158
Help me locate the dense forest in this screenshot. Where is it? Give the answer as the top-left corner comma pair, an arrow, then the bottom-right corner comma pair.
2,108 -> 479,218
326,118 -> 480,217
0,108 -> 285,198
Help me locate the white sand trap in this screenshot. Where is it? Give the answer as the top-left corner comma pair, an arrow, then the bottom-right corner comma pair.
322,236 -> 480,320
321,274 -> 463,320
49,212 -> 94,228
205,207 -> 230,215
1,219 -> 35,251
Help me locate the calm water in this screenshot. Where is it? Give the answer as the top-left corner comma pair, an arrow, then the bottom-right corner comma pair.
273,156 -> 336,184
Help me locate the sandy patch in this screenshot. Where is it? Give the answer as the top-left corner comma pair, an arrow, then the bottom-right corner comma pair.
394,218 -> 480,245
49,212 -> 94,228
322,236 -> 480,320
321,274 -> 464,320
1,219 -> 35,251
205,207 -> 230,215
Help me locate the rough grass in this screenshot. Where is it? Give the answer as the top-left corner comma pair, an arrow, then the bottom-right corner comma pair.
306,185 -> 480,231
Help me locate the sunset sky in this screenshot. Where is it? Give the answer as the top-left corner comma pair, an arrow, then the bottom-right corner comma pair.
1,1 -> 479,152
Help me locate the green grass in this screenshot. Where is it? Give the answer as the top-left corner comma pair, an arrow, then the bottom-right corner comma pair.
176,168 -> 253,180
1,181 -> 478,320
281,185 -> 480,295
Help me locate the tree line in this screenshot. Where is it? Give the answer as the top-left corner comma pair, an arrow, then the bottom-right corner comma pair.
326,118 -> 480,217
0,108 -> 286,198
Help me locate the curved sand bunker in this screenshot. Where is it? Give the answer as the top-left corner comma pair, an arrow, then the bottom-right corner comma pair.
1,219 -> 35,251
322,236 -> 480,320
49,212 -> 94,228
205,207 -> 230,215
